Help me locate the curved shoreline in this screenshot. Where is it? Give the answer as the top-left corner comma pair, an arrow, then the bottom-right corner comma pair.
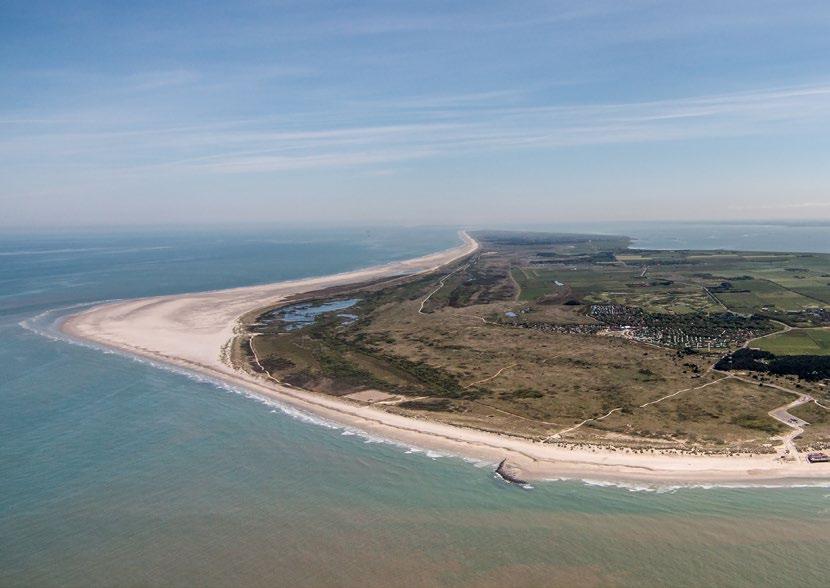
60,231 -> 830,485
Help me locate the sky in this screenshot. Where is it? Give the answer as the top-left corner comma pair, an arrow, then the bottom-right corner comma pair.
2,0 -> 830,228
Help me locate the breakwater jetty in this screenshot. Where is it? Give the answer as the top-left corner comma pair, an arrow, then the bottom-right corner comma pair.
495,459 -> 528,485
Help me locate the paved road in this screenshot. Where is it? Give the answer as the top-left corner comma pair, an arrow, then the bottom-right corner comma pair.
742,319 -> 792,348
767,394 -> 812,460
769,396 -> 811,429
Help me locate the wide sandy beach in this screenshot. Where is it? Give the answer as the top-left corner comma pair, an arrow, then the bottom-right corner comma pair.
62,231 -> 830,485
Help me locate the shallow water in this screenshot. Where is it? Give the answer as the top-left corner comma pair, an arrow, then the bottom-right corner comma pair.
2,223 -> 830,587
522,220 -> 830,254
276,298 -> 360,331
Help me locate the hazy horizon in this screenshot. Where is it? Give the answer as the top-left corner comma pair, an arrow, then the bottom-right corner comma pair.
3,1 -> 830,227
3,218 -> 830,237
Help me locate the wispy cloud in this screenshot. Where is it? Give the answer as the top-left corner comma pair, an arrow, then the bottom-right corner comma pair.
160,82 -> 830,172
123,70 -> 202,91
3,81 -> 830,175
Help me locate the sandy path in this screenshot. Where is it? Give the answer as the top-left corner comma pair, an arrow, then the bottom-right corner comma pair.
417,259 -> 473,314
60,231 -> 830,485
464,363 -> 517,389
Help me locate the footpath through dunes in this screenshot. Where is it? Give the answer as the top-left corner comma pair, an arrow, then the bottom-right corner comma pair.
60,230 -> 830,485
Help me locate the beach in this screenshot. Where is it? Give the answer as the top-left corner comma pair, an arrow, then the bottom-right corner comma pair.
61,231 -> 830,485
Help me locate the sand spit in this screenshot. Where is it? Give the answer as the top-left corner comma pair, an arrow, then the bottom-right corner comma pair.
61,231 -> 830,485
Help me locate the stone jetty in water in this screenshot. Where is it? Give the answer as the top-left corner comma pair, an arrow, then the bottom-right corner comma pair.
495,459 -> 528,485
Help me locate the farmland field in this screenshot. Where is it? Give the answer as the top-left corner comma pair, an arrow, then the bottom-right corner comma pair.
756,328 -> 830,355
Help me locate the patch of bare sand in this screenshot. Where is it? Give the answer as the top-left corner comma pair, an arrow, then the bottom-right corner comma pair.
343,390 -> 400,404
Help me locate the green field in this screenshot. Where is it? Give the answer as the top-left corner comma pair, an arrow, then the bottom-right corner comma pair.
511,267 -> 567,301
714,278 -> 812,314
756,328 -> 830,355
500,246 -> 830,320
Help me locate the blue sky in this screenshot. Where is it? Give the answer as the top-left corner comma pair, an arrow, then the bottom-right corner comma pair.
2,0 -> 830,227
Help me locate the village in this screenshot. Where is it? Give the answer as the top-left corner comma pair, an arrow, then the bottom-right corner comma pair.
502,303 -> 771,351
586,304 -> 772,349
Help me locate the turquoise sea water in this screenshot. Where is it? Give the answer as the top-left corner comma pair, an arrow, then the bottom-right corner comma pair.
2,224 -> 830,587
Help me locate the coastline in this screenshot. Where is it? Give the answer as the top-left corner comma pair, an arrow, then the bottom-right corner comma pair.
60,231 -> 830,485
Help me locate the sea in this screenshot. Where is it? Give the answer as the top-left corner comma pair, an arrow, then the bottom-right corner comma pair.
2,222 -> 829,587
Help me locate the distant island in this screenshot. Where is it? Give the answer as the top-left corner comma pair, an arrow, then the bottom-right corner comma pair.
64,231 -> 830,483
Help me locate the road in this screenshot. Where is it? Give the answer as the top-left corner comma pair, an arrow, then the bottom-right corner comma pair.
464,363 -> 517,389
742,319 -> 792,348
418,260 -> 473,314
723,371 -> 829,461
767,395 -> 812,459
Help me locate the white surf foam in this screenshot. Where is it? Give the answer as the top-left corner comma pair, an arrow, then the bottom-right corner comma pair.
573,478 -> 830,493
